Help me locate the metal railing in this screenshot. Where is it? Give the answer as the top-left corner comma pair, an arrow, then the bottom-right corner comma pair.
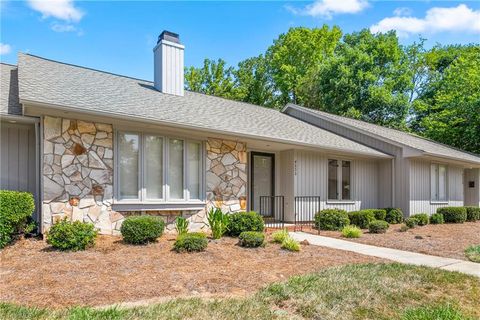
259,195 -> 285,229
294,196 -> 321,232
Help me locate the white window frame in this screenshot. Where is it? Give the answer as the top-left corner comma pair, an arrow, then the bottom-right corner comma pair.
431,163 -> 448,203
114,130 -> 205,204
327,158 -> 353,202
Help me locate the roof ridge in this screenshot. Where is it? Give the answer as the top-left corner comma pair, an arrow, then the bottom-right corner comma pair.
1,62 -> 17,67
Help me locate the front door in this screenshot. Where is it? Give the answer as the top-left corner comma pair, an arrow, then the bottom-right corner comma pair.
250,152 -> 275,212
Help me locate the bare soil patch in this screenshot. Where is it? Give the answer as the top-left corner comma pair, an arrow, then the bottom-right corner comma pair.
0,234 -> 381,308
303,221 -> 480,260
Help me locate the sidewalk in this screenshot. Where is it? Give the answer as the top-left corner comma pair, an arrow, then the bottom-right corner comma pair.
290,232 -> 480,277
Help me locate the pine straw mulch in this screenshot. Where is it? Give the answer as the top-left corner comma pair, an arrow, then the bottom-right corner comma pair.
0,233 -> 382,309
302,221 -> 480,260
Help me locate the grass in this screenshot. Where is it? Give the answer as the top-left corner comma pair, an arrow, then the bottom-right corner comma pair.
464,245 -> 480,263
1,263 -> 479,320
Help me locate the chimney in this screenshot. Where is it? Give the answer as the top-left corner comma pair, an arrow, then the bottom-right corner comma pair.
153,30 -> 184,96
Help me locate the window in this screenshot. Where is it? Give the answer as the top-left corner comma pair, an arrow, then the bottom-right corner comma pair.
328,159 -> 352,201
116,131 -> 203,202
431,164 -> 447,201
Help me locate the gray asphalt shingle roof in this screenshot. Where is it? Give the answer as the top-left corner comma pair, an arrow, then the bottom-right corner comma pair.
285,103 -> 480,164
16,53 -> 388,157
0,63 -> 21,115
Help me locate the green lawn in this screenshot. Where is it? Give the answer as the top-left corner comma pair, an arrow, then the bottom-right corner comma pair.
1,263 -> 478,320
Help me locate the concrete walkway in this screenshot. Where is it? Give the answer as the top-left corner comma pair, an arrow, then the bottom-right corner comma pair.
290,232 -> 480,277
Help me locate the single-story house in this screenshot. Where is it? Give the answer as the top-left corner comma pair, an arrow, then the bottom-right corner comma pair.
1,31 -> 479,234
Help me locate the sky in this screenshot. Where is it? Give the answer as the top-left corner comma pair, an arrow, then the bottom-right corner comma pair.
1,0 -> 479,81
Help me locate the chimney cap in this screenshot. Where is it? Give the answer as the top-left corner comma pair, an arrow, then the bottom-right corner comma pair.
158,30 -> 180,44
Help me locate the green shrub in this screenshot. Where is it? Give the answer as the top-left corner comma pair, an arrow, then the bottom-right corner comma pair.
272,229 -> 289,243
314,209 -> 349,231
410,213 -> 429,226
120,216 -> 165,245
405,217 -> 419,229
368,220 -> 389,234
207,208 -> 230,239
437,207 -> 467,223
348,210 -> 375,229
46,219 -> 97,251
281,236 -> 300,252
226,211 -> 264,237
0,190 -> 35,248
399,224 -> 409,232
465,206 -> 480,222
429,213 -> 444,224
175,216 -> 189,235
173,232 -> 208,253
464,245 -> 480,263
364,209 -> 387,221
384,208 -> 404,224
341,225 -> 362,238
238,231 -> 265,248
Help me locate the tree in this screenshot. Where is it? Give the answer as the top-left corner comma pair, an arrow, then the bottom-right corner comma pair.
234,55 -> 274,107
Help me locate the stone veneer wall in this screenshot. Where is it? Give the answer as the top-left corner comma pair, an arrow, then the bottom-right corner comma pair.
206,138 -> 247,213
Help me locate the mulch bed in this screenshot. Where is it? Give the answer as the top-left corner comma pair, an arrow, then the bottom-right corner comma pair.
302,221 -> 480,260
0,234 -> 381,308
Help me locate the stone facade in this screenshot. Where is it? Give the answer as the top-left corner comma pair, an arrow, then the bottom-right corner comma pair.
206,138 -> 247,213
42,116 -> 123,234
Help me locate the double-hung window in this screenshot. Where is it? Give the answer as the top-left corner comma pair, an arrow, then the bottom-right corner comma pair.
431,164 -> 447,202
117,131 -> 203,202
328,159 -> 352,201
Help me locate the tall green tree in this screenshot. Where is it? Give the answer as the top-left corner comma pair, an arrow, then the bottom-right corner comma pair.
234,55 -> 274,107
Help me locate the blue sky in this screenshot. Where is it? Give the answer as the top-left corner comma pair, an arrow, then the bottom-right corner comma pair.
1,1 -> 479,80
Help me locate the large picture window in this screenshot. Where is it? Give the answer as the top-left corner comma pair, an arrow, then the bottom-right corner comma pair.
328,159 -> 352,201
117,131 -> 203,202
431,164 -> 447,201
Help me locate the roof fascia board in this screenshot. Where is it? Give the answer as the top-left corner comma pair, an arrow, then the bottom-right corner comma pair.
0,113 -> 40,124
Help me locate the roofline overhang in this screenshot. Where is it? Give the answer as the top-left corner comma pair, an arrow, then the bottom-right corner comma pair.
20,98 -> 392,159
0,113 -> 40,124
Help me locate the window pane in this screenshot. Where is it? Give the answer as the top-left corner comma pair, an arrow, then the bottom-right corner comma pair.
169,139 -> 184,199
328,159 -> 338,200
187,142 -> 201,199
342,161 -> 351,200
431,164 -> 438,200
118,133 -> 139,199
145,135 -> 163,199
439,165 -> 447,201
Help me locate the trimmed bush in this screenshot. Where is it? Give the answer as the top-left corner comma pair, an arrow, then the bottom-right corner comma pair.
437,207 -> 467,223
364,209 -> 387,221
238,231 -> 265,248
173,232 -> 208,253
410,213 -> 429,226
120,216 -> 165,244
314,209 -> 349,231
207,208 -> 229,239
281,236 -> 300,252
348,210 -> 375,229
175,216 -> 189,235
405,217 -> 418,229
465,207 -> 480,222
226,211 -> 264,237
384,208 -> 404,224
272,229 -> 289,244
368,220 -> 389,234
46,219 -> 97,251
341,225 -> 362,238
429,213 -> 444,224
0,190 -> 35,248
464,245 -> 480,263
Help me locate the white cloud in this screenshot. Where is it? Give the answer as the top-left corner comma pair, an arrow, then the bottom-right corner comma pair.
51,22 -> 76,32
287,0 -> 369,19
0,43 -> 12,55
371,4 -> 480,37
393,7 -> 412,17
27,0 -> 84,22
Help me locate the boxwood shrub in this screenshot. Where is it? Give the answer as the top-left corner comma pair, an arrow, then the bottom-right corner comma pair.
238,231 -> 265,248
429,213 -> 444,224
173,232 -> 208,253
0,190 -> 35,248
226,211 -> 264,237
348,210 -> 375,229
368,220 -> 389,234
437,207 -> 467,223
410,213 -> 429,226
120,215 -> 165,244
364,209 -> 387,221
465,207 -> 480,222
384,208 -> 404,224
405,217 -> 418,229
46,219 -> 97,251
314,209 -> 349,231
